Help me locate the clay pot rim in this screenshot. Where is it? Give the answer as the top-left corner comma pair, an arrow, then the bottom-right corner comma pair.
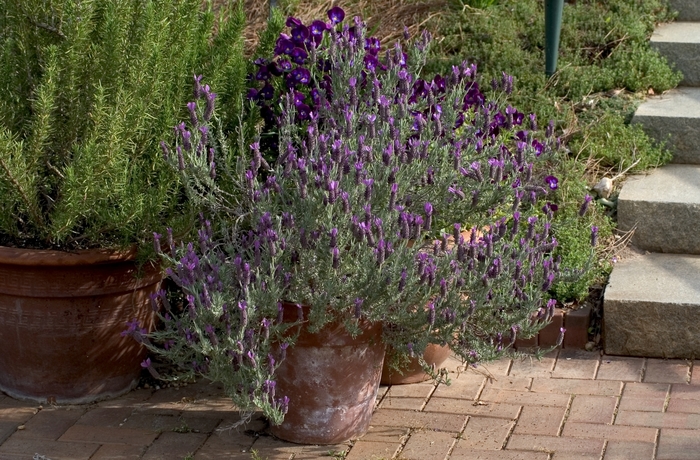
0,245 -> 140,267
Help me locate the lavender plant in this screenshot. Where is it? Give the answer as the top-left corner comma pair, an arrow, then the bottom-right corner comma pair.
136,9 -> 596,425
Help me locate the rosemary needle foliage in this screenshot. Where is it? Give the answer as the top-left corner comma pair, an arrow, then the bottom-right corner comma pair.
0,0 -> 260,250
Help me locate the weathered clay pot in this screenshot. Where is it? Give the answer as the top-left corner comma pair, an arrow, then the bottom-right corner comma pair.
270,303 -> 385,444
0,246 -> 160,404
381,343 -> 452,385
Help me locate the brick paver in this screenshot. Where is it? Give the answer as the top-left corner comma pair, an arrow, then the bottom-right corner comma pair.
12,408 -> 86,440
562,422 -> 657,442
459,417 -> 514,450
509,351 -> 557,378
506,434 -> 604,455
657,428 -> 700,459
424,397 -> 521,419
511,406 -> 564,436
142,431 -> 208,459
644,359 -> 691,384
596,356 -> 645,382
344,439 -> 397,460
616,410 -> 700,429
619,382 -> 669,412
0,438 -> 100,460
450,449 -> 548,459
551,349 -> 600,380
90,443 -> 146,459
479,388 -> 571,407
432,372 -> 485,399
400,430 -> 457,460
670,383 -> 700,399
371,408 -> 468,432
530,378 -> 622,396
0,352 -> 698,459
603,440 -> 656,460
567,395 -> 618,424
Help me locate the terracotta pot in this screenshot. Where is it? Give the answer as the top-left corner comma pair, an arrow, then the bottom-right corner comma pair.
0,246 -> 160,404
270,303 -> 385,444
381,343 -> 451,385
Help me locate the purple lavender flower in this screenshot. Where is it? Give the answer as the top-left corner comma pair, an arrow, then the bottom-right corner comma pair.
591,226 -> 599,247
332,246 -> 340,269
579,194 -> 592,217
365,37 -> 381,55
153,232 -> 162,254
190,77 -> 206,103
424,202 -> 433,231
354,298 -> 363,318
204,91 -> 217,121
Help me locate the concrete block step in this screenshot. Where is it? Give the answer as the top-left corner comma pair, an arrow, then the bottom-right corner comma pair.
632,87 -> 700,164
618,164 -> 700,254
651,22 -> 700,86
604,252 -> 700,358
669,0 -> 700,21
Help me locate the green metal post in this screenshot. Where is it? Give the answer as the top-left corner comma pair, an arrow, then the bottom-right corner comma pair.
545,0 -> 564,77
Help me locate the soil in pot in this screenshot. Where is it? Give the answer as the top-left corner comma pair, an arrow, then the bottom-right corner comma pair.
0,246 -> 160,404
270,303 -> 386,444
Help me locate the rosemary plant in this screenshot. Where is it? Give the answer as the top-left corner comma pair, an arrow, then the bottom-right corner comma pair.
0,0 -> 272,250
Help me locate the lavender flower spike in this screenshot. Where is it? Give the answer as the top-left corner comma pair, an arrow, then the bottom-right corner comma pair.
591,225 -> 599,247
579,194 -> 593,217
424,202 -> 433,231
204,91 -> 217,122
187,101 -> 198,127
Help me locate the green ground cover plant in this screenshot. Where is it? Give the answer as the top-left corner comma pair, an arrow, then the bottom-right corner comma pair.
425,0 -> 681,302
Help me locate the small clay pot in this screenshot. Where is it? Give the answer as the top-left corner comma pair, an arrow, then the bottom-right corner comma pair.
270,303 -> 385,444
381,343 -> 451,385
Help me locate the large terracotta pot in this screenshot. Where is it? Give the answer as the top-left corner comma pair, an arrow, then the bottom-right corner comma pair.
270,303 -> 386,444
381,343 -> 451,385
0,246 -> 160,404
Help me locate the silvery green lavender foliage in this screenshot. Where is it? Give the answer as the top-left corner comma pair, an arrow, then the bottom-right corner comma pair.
131,9 -> 595,425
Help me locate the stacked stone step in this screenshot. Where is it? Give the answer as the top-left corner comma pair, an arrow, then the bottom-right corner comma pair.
604,0 -> 700,358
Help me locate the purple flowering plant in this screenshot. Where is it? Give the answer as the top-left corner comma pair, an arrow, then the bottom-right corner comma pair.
132,9 -> 598,425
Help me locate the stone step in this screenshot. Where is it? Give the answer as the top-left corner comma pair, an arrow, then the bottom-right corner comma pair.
618,164 -> 700,254
651,22 -> 700,86
632,87 -> 700,164
604,252 -> 700,358
669,0 -> 700,21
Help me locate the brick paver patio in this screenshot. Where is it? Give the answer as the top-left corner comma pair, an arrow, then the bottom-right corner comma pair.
2,350 -> 699,459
